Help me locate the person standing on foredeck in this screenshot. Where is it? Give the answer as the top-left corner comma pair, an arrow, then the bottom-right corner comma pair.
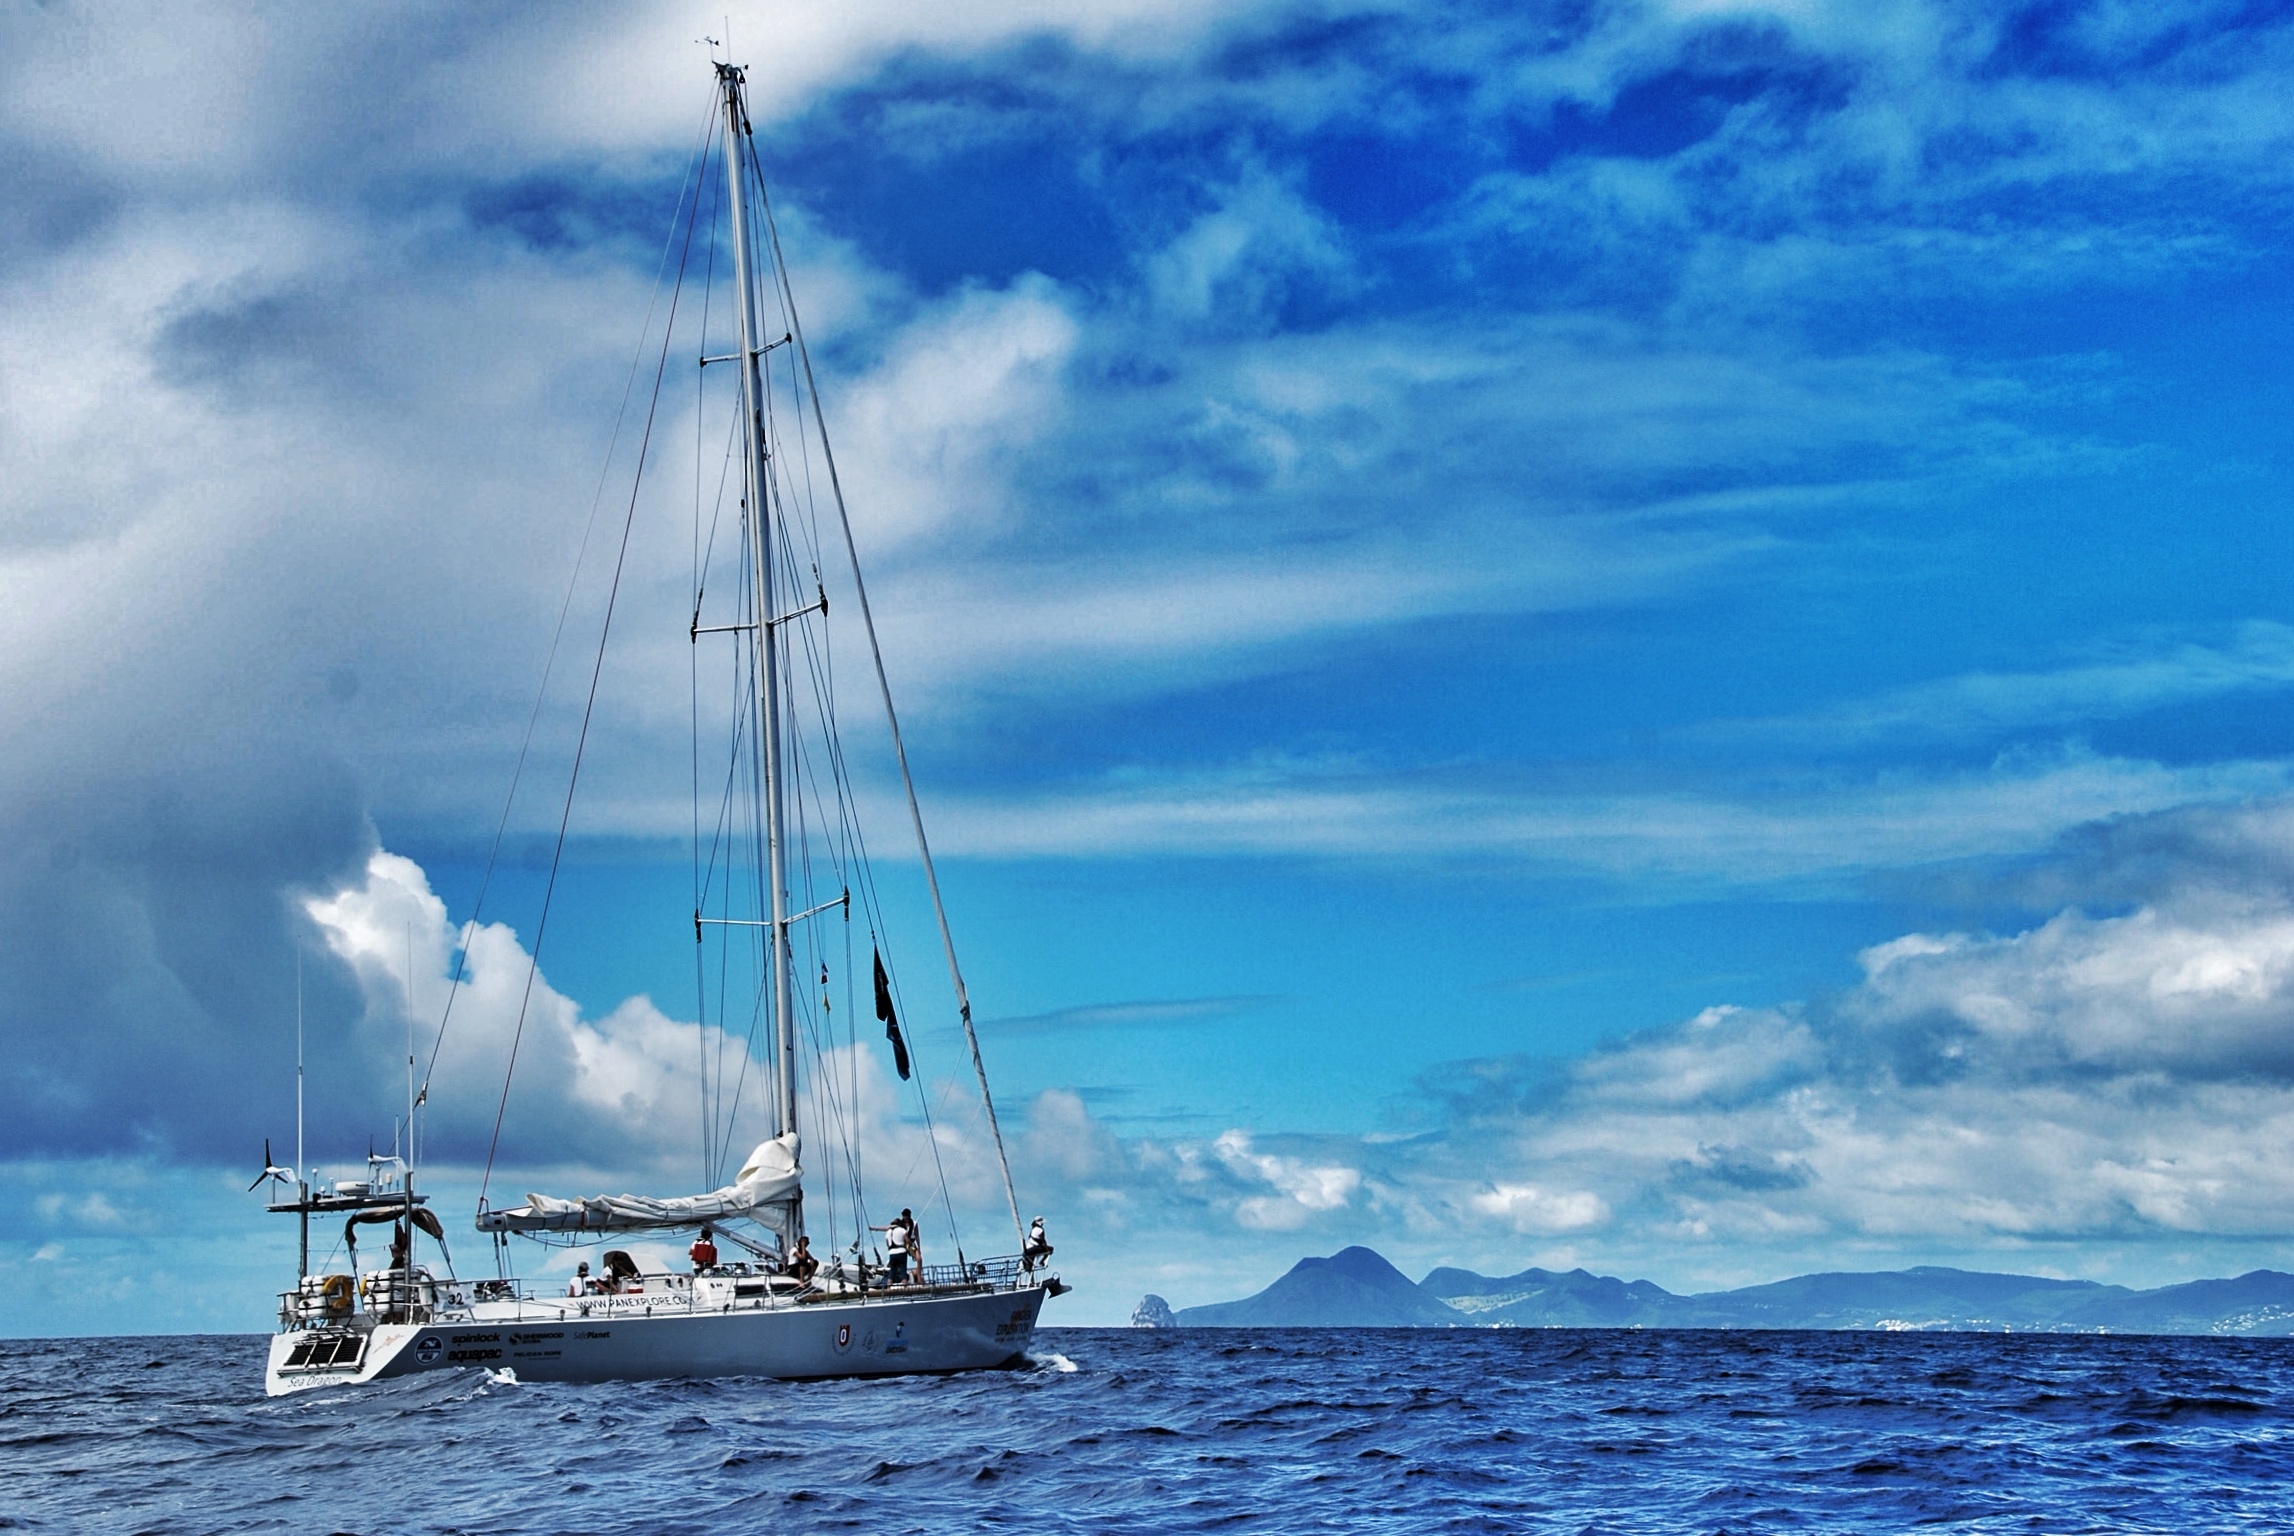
873,1210 -> 914,1284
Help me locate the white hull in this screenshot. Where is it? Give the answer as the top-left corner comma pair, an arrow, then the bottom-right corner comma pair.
266,1282 -> 1049,1397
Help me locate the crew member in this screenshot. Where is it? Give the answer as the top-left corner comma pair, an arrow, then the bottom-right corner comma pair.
567,1261 -> 592,1297
873,1210 -> 914,1284
786,1234 -> 818,1284
1024,1216 -> 1053,1268
690,1225 -> 719,1272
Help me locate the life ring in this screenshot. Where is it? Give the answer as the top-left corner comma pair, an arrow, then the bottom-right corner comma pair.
321,1274 -> 354,1309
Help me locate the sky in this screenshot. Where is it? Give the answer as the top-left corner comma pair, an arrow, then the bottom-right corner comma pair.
5,0 -> 2294,1333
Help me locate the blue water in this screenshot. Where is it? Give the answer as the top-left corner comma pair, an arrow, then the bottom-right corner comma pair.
5,1328 -> 2292,1533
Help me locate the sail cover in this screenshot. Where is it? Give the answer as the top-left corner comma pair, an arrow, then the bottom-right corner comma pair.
477,1135 -> 801,1237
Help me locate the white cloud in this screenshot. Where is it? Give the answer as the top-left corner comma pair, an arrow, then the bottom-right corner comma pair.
1212,1129 -> 1362,1230
0,1 -> 1265,185
1706,622 -> 2294,748
306,850 -> 752,1176
918,746 -> 2294,884
989,801 -> 2294,1298
1384,799 -> 2294,1267
1471,1182 -> 1609,1234
297,847 -> 1034,1250
838,277 -> 1080,550
1143,163 -> 1353,323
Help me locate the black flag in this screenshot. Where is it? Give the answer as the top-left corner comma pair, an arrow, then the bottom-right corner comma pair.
873,947 -> 911,1080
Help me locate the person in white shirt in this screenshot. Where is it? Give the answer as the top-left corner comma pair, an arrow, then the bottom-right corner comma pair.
872,1210 -> 915,1284
567,1260 -> 592,1298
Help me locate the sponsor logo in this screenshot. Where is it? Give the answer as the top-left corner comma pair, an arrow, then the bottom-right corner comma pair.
414,1335 -> 443,1365
508,1331 -> 564,1346
447,1347 -> 504,1363
449,1332 -> 501,1345
835,1323 -> 852,1351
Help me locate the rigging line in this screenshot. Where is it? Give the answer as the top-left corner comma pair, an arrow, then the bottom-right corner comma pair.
693,107 -> 724,1191
702,618 -> 752,1166
875,932 -> 964,1251
753,167 -> 1025,1252
792,924 -> 863,1251
691,405 -> 743,630
781,679 -> 870,1222
711,563 -> 763,1180
774,295 -> 829,582
764,499 -> 916,1247
711,842 -> 737,1166
697,600 -> 757,916
765,339 -> 829,588
424,90 -> 718,1113
478,149 -> 707,1210
697,515 -> 761,1175
725,507 -> 778,1184
694,440 -> 708,1188
846,907 -> 865,1244
715,595 -> 774,1188
717,496 -> 828,1186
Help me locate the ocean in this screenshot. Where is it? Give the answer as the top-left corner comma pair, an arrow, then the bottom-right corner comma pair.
5,1327 -> 2291,1533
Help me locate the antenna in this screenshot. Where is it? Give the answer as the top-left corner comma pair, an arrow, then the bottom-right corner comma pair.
405,920 -> 416,1179
295,948 -> 304,1193
296,947 -> 308,1279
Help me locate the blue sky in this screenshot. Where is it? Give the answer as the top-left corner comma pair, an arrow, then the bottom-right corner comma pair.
7,0 -> 2294,1332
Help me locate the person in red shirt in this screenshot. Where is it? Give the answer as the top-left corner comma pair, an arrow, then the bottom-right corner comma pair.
690,1226 -> 719,1272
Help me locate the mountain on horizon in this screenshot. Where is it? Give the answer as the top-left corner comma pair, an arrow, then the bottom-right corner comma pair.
1176,1247 -> 1468,1327
1163,1249 -> 2294,1335
1422,1264 -> 1679,1328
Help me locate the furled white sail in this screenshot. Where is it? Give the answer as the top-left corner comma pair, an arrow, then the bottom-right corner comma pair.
477,1135 -> 801,1237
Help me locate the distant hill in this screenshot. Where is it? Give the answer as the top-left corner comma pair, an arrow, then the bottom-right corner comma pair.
2056,1272 -> 2294,1336
1661,1266 -> 2133,1331
1422,1265 -> 1683,1328
1176,1247 -> 1466,1327
1168,1250 -> 2294,1335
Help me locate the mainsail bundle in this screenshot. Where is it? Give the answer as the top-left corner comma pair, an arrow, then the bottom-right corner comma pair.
478,1134 -> 801,1237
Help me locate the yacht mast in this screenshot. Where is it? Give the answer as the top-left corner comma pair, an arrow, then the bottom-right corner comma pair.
718,64 -> 800,1160
296,948 -> 307,1280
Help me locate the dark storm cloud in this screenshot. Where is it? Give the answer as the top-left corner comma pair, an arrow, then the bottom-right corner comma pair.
0,751 -> 373,1158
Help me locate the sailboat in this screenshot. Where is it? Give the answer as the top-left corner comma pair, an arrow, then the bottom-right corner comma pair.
260,59 -> 1064,1396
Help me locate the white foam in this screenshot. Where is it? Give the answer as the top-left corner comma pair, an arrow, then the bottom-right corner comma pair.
1031,1352 -> 1079,1374
485,1367 -> 522,1387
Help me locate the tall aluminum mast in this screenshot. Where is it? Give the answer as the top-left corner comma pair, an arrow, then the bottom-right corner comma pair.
718,64 -> 800,1156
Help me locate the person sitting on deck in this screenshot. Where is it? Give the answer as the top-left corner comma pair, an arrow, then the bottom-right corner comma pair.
602,1249 -> 642,1294
567,1261 -> 592,1298
690,1226 -> 719,1272
785,1235 -> 818,1284
1024,1216 -> 1053,1269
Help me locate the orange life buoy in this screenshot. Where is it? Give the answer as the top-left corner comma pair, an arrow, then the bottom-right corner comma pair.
321,1273 -> 354,1309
